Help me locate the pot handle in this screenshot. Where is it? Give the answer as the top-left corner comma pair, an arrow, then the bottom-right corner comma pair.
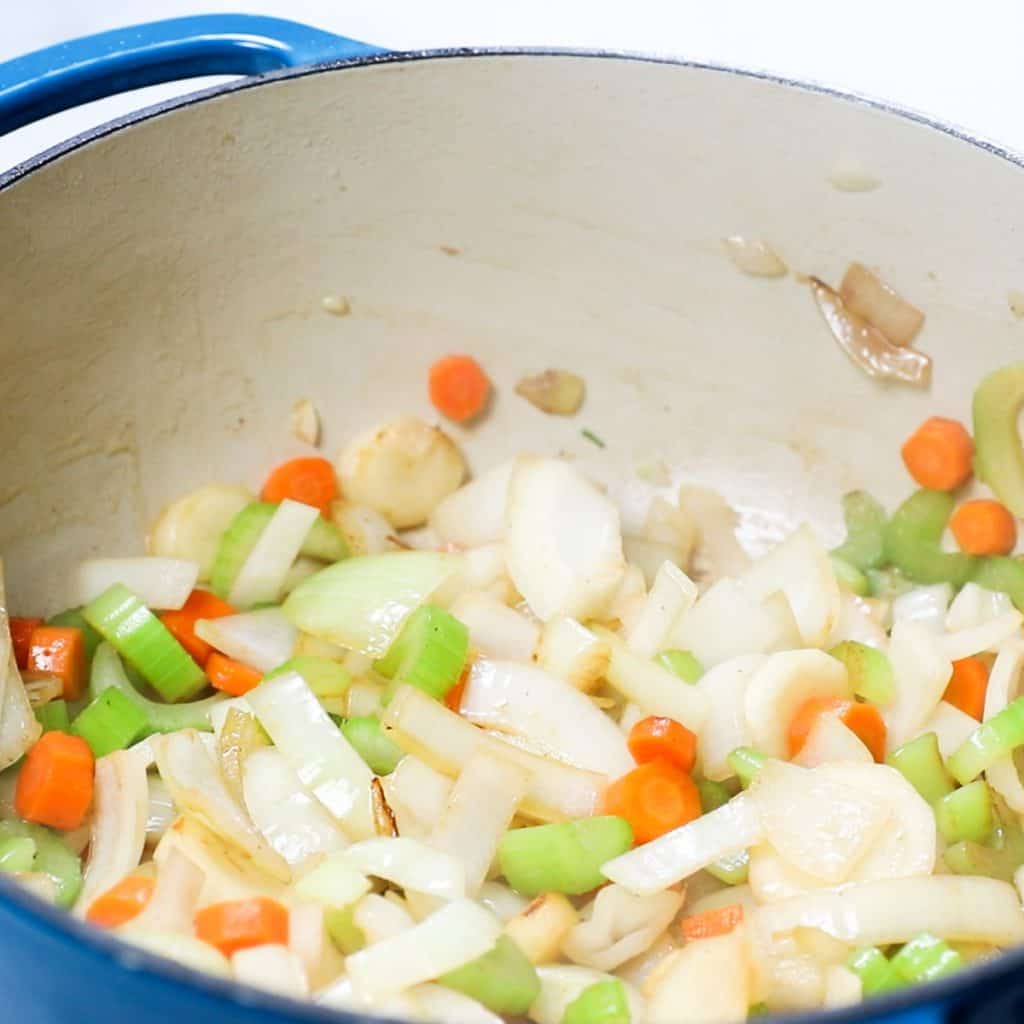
0,14 -> 386,134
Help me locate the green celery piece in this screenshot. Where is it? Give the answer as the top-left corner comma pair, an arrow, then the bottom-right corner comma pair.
886,733 -> 955,805
562,979 -> 630,1024
728,747 -> 766,789
890,933 -> 964,984
830,554 -> 869,596
374,604 -> 469,702
947,696 -> 1024,785
934,780 -> 994,845
264,656 -> 351,698
973,363 -> 1024,517
705,848 -> 749,885
46,608 -> 102,663
440,935 -> 540,1015
0,821 -> 81,908
846,947 -> 905,996
90,643 -> 224,734
655,650 -> 704,683
829,641 -> 894,704
71,688 -> 148,757
325,905 -> 366,954
340,716 -> 404,776
944,794 -> 1024,881
0,836 -> 37,874
499,817 -> 633,897
883,490 -> 977,586
696,778 -> 731,813
83,584 -> 206,702
971,556 -> 1024,611
866,567 -> 914,600
34,700 -> 70,734
833,491 -> 888,571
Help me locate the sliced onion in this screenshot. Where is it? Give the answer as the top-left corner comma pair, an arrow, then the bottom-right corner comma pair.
922,700 -> 980,760
603,565 -> 648,631
461,659 -> 634,777
449,591 -> 539,662
504,892 -> 579,964
743,650 -> 850,758
980,640 -> 1024,811
884,620 -> 953,750
893,584 -> 954,632
943,610 -> 1023,662
678,485 -> 750,585
128,847 -> 204,934
756,876 -> 1024,946
602,793 -> 762,895
146,776 -> 178,843
505,457 -> 625,622
625,562 -> 698,656
947,582 -> 1015,632
413,983 -> 504,1024
329,501 -> 395,557
792,714 -> 872,767
839,262 -> 925,348
382,755 -> 453,840
118,930 -> 231,978
515,369 -> 586,415
534,617 -> 610,693
354,892 -> 416,943
432,543 -> 513,607
0,562 -> 41,771
828,592 -> 887,649
232,944 -> 309,998
21,673 -> 63,708
346,899 -> 501,998
290,902 -> 344,990
429,460 -> 516,548
341,837 -> 466,900
77,557 -> 199,611
290,398 -> 320,446
623,498 -> 698,588
534,966 -> 645,1024
722,236 -> 787,277
195,608 -> 296,673
824,965 -> 862,1010
695,654 -> 766,780
478,880 -> 530,923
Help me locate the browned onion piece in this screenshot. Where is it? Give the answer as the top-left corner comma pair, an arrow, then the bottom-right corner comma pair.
372,777 -> 399,837
515,370 -> 585,416
810,277 -> 931,388
839,263 -> 925,347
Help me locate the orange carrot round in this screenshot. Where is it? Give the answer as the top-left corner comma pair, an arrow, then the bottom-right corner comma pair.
428,355 -> 491,422
950,499 -> 1017,556
944,656 -> 990,721
15,732 -> 95,831
161,590 -> 236,667
627,716 -> 697,774
900,417 -> 974,491
603,759 -> 701,845
194,897 -> 289,957
26,625 -> 87,701
680,902 -> 744,942
206,652 -> 262,697
86,875 -> 156,928
261,457 -> 338,514
787,696 -> 887,762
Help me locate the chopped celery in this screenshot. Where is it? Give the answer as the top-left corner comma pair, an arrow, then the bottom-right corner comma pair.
440,935 -> 540,1015
264,656 -> 351,698
340,716 -> 404,776
830,554 -> 869,596
325,905 -> 366,954
866,567 -> 914,600
705,848 -> 749,885
46,608 -> 102,663
935,780 -> 994,845
833,491 -> 887,571
971,556 -> 1024,611
973,363 -> 1024,517
83,584 -> 206,702
944,794 -> 1024,882
499,817 -> 633,896
728,747 -> 766,789
890,933 -> 964,983
883,490 -> 977,586
0,836 -> 37,874
561,978 -> 630,1024
886,733 -> 955,805
655,649 -> 704,683
34,700 -> 69,734
0,821 -> 81,908
846,947 -> 905,996
374,604 -> 468,702
830,641 -> 894,705
71,688 -> 148,757
947,697 -> 1024,785
91,643 -> 224,734
696,778 -> 731,813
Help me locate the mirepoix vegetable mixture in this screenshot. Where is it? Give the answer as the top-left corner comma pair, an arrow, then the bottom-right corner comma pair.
8,353 -> 1024,1022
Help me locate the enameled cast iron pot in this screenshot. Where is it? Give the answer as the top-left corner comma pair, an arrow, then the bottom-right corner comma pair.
1,15 -> 1023,1024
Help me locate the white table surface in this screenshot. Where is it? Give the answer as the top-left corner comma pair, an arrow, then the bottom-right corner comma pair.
2,1 -> 1024,174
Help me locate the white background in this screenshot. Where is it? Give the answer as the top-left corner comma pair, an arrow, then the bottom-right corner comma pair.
3,2 -> 1024,173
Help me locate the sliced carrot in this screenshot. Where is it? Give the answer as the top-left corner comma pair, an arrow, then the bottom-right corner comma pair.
680,903 -> 744,942
194,897 -> 289,957
900,417 -> 974,492
603,759 -> 701,845
9,617 -> 43,670
950,499 -> 1018,556
787,696 -> 887,763
627,716 -> 697,774
445,674 -> 468,713
86,875 -> 156,928
428,355 -> 491,422
206,652 -> 262,697
944,656 -> 990,721
26,626 -> 87,700
160,590 -> 236,667
261,457 -> 338,514
15,731 -> 95,831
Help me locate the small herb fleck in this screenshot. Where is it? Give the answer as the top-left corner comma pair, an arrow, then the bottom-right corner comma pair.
581,428 -> 606,449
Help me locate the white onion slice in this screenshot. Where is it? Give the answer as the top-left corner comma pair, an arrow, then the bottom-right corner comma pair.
892,584 -> 954,633
824,965 -> 863,1010
449,591 -> 539,662
534,617 -> 610,693
382,755 -> 453,840
195,608 -> 296,673
922,700 -> 980,760
0,563 -> 42,771
884,620 -> 953,750
943,610 -> 1023,663
793,715 -> 872,767
119,931 -> 231,978
77,557 -> 199,611
232,944 -> 309,998
625,562 -> 698,656
429,460 -> 516,548
981,640 -> 1024,811
413,984 -> 504,1024
723,236 -> 787,277
839,262 -> 925,348
828,592 -> 887,649
695,654 -> 766,780
354,892 -> 416,944
947,583 -> 1015,632
342,838 -> 466,900
129,848 -> 204,935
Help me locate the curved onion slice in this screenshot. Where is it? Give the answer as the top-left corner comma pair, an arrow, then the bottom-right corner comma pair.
77,557 -> 199,611
943,609 -> 1023,663
893,584 -> 954,633
0,562 -> 41,771
413,983 -> 504,1024
382,755 -> 453,840
533,966 -> 646,1024
232,944 -> 309,999
128,847 -> 205,934
744,650 -> 850,758
430,460 -> 516,548
756,876 -> 1024,946
602,793 -> 762,895
981,641 -> 1024,811
449,592 -> 540,662
505,458 -> 626,622
828,592 -> 887,649
194,608 -> 296,673
76,747 -> 149,916
922,700 -> 980,759
793,714 -> 873,767
534,617 -> 610,694
884,620 -> 953,750
461,660 -> 634,777
947,583 -> 1015,632
839,262 -> 925,348
809,277 -> 931,388
678,485 -> 751,584
696,654 -> 766,780
625,562 -> 698,656
342,838 -> 466,900
118,931 -> 231,978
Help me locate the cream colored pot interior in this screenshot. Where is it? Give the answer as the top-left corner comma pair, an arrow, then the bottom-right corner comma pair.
1,54 -> 1022,612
